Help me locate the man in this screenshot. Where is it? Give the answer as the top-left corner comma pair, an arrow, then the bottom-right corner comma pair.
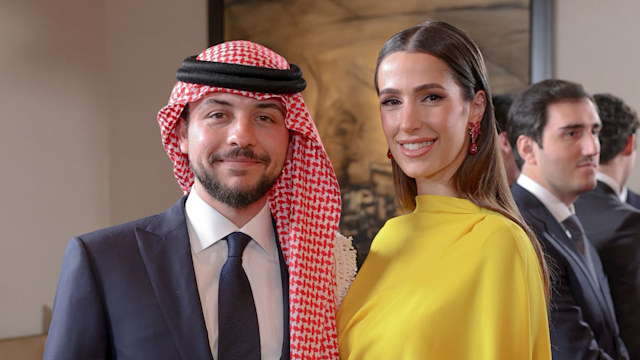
507,79 -> 629,359
493,93 -> 520,186
575,93 -> 640,359
44,41 -> 355,359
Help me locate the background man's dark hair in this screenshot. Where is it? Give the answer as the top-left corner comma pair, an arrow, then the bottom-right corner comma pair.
507,79 -> 594,169
594,93 -> 639,164
493,93 -> 514,134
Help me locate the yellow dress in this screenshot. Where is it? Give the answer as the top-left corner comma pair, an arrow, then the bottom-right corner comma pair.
337,195 -> 550,359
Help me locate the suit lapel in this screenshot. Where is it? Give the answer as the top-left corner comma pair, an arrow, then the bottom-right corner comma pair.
135,197 -> 213,360
513,184 -> 592,274
513,184 -> 619,335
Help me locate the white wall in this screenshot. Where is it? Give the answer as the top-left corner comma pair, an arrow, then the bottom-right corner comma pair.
0,0 -> 109,339
555,0 -> 640,191
106,0 -> 205,224
0,0 -> 206,339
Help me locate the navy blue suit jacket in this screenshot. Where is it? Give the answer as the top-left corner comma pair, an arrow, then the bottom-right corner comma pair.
626,188 -> 640,210
44,197 -> 290,360
576,181 -> 640,359
512,184 -> 628,360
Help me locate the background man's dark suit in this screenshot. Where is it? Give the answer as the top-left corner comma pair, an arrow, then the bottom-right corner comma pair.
575,181 -> 640,358
43,198 -> 289,360
512,183 -> 629,360
626,188 -> 640,209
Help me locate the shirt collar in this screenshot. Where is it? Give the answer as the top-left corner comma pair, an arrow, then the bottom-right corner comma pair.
184,187 -> 277,257
517,174 -> 574,223
620,185 -> 629,202
596,172 -> 622,197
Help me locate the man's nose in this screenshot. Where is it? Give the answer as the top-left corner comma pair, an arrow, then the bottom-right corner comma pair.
583,130 -> 600,157
227,117 -> 256,147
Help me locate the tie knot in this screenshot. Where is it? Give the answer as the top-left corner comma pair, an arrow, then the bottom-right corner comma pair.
562,215 -> 585,239
226,232 -> 251,257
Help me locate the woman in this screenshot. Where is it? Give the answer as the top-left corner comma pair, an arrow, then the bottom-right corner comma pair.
337,21 -> 551,359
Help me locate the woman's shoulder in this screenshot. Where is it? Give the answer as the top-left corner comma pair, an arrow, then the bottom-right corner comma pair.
471,210 -> 534,259
476,209 -> 524,232
379,210 -> 418,229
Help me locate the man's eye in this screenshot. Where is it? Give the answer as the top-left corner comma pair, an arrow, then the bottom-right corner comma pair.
207,112 -> 224,119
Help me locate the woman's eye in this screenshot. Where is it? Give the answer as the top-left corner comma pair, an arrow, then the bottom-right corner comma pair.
381,98 -> 400,106
424,94 -> 443,102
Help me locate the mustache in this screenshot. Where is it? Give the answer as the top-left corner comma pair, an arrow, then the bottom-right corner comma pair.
209,147 -> 270,163
577,156 -> 598,166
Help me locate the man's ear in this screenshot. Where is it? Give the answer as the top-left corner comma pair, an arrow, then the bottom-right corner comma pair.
285,131 -> 294,161
176,117 -> 189,154
622,133 -> 636,156
517,134 -> 537,166
498,132 -> 513,155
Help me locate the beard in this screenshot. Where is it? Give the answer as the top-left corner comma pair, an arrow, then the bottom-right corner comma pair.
191,147 -> 280,209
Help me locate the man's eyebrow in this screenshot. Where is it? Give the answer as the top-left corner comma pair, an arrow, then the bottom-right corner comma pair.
201,98 -> 230,106
257,102 -> 285,115
558,124 -> 585,130
198,98 -> 285,115
557,123 -> 602,133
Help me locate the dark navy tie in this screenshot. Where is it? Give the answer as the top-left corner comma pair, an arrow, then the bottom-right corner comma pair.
218,232 -> 261,360
562,215 -> 597,279
562,215 -> 587,256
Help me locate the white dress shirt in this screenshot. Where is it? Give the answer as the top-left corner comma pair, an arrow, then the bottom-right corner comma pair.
184,188 -> 283,360
620,185 -> 629,203
517,174 -> 573,224
517,174 -> 598,278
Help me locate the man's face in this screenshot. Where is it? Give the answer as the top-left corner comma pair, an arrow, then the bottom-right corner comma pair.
177,92 -> 290,209
520,99 -> 601,205
498,132 -> 520,187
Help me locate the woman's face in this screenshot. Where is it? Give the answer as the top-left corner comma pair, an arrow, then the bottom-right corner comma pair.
377,51 -> 485,196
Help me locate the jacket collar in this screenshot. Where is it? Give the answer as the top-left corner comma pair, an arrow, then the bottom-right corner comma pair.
512,184 -> 619,332
135,197 -> 213,360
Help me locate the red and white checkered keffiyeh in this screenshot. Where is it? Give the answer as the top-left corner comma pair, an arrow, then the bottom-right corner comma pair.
157,40 -> 341,359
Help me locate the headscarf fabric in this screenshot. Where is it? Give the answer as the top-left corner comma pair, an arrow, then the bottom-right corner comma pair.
157,40 -> 341,359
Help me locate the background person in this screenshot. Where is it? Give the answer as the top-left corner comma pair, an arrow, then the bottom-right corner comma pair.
575,92 -> 640,359
508,79 -> 629,359
493,93 -> 520,186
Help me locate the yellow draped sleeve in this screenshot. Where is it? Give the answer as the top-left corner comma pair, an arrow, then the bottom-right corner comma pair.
337,197 -> 550,359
